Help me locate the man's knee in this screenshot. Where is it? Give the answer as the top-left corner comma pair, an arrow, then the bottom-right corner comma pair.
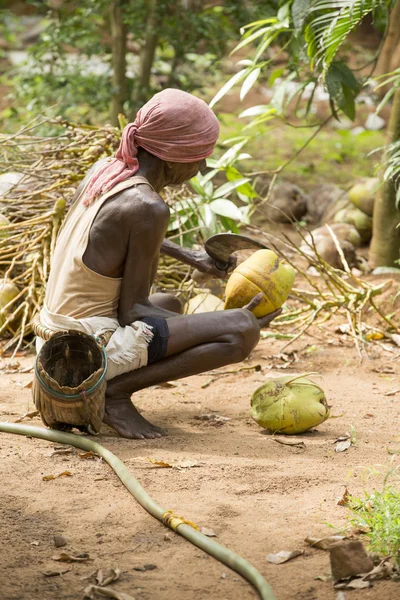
229,310 -> 260,362
150,293 -> 183,314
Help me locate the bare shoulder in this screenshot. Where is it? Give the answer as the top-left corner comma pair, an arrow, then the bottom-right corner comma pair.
115,184 -> 170,231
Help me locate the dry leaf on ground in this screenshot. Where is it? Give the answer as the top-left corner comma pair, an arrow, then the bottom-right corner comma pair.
335,578 -> 370,590
84,585 -> 135,600
334,436 -> 352,453
200,527 -> 217,537
48,448 -> 74,458
144,458 -> 202,469
194,414 -> 231,423
384,388 -> 400,396
266,550 -> 303,564
362,559 -> 397,581
144,458 -> 172,468
14,409 -> 39,422
337,488 -> 351,506
79,451 -> 99,460
52,552 -> 92,562
387,447 -> 400,455
305,536 -> 346,550
96,568 -> 121,586
273,439 -> 306,449
43,471 -> 72,481
391,334 -> 400,347
42,567 -> 71,577
133,564 -> 157,572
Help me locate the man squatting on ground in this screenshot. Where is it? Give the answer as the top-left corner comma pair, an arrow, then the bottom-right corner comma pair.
36,89 -> 280,440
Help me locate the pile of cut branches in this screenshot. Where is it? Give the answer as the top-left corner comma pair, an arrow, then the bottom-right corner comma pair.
248,223 -> 400,358
0,117 -> 121,354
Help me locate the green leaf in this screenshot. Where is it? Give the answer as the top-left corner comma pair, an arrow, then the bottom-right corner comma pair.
239,105 -> 271,118
232,27 -> 272,54
215,140 -> 249,168
209,199 -> 243,220
199,204 -> 218,237
325,61 -> 360,121
219,215 -> 240,233
240,68 -> 261,101
209,69 -> 247,108
241,18 -> 279,31
268,67 -> 285,86
226,166 -> 258,198
305,0 -> 378,72
292,0 -> 310,30
213,178 -> 251,199
168,214 -> 190,232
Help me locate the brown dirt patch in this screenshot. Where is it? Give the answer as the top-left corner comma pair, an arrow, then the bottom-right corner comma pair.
1,337 -> 400,599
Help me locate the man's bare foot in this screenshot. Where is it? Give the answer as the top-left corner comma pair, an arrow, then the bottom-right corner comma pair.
104,395 -> 166,439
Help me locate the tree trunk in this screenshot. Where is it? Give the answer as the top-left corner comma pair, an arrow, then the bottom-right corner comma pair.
369,88 -> 400,267
375,0 -> 400,77
130,0 -> 160,118
110,0 -> 127,127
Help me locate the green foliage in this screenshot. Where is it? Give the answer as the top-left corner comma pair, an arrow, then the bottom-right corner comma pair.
348,486 -> 400,563
211,0 -> 392,124
168,143 -> 258,246
1,1 -> 278,126
303,0 -> 381,70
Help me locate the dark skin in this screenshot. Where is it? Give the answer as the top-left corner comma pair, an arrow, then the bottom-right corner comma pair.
74,149 -> 280,439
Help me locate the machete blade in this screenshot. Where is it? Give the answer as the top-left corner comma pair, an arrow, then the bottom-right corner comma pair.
205,233 -> 269,270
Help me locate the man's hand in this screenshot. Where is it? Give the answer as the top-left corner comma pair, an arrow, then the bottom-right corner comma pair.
192,249 -> 237,279
160,239 -> 237,280
243,292 -> 282,329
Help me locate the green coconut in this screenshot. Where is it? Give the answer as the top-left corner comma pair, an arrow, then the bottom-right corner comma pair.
0,279 -> 20,329
348,178 -> 379,217
0,213 -> 10,240
333,207 -> 372,244
250,374 -> 330,435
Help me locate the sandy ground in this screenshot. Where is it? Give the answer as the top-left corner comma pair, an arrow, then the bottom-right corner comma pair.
1,336 -> 400,600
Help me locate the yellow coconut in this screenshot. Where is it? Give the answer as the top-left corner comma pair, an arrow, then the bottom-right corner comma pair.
224,249 -> 295,318
348,177 -> 379,217
186,292 -> 224,314
0,279 -> 20,329
250,374 -> 330,435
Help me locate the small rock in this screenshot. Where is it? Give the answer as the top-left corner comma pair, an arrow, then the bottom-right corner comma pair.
365,113 -> 385,131
329,540 -> 374,581
53,535 -> 68,548
164,534 -> 172,541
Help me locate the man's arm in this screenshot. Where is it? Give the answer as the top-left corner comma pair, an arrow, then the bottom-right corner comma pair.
118,199 -> 177,326
160,238 -> 234,278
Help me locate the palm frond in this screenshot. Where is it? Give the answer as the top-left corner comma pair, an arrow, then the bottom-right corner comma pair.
305,0 -> 381,71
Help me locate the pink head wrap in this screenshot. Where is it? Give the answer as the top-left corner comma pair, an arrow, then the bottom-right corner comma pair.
84,88 -> 220,205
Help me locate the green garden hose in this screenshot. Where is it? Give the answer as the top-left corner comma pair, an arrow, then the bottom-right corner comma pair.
0,422 -> 277,600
